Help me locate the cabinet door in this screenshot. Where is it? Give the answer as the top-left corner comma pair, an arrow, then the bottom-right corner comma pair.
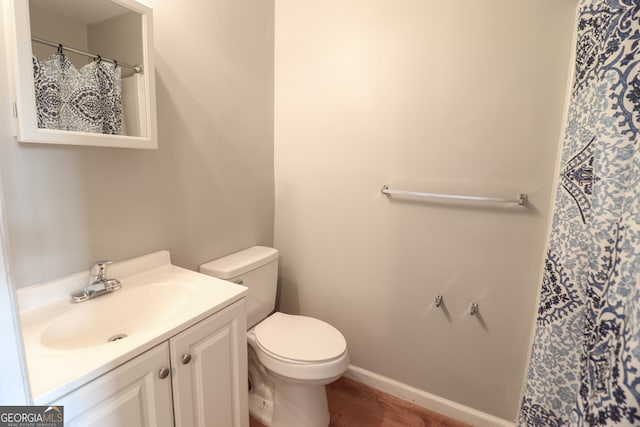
52,342 -> 174,427
170,300 -> 248,427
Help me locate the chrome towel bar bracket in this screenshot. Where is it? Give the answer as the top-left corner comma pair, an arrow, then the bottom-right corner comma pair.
380,185 -> 528,206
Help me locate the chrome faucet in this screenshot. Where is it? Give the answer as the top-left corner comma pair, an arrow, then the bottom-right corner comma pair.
70,260 -> 122,303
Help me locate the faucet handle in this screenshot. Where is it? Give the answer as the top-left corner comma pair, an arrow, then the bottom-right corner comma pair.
89,260 -> 113,284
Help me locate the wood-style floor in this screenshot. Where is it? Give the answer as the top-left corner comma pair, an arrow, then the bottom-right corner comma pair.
249,376 -> 470,427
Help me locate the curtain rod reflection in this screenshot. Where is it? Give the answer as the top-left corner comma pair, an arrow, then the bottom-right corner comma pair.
31,36 -> 143,74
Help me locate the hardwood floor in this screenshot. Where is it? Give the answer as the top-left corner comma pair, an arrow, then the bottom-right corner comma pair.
249,376 -> 469,427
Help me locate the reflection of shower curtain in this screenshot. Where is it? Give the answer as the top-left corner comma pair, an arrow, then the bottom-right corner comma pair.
519,1 -> 640,426
33,53 -> 123,134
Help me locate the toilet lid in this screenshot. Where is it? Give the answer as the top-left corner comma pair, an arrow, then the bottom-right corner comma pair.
255,312 -> 347,363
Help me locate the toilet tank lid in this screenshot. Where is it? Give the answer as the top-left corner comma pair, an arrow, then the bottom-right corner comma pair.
199,246 -> 279,279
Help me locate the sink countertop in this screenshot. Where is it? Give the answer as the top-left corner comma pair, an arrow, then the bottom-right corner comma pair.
18,250 -> 247,404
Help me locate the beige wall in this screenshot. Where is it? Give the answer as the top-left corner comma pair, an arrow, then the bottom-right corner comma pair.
29,6 -> 89,66
88,12 -> 142,69
3,0 -> 580,419
0,0 -> 274,288
274,0 -> 576,420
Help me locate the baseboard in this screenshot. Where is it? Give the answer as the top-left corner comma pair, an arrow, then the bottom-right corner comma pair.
344,365 -> 515,427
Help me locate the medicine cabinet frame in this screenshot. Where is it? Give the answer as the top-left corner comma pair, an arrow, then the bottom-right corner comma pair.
3,0 -> 158,149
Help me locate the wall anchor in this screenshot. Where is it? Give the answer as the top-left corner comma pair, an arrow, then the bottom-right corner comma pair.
435,294 -> 443,307
470,302 -> 479,316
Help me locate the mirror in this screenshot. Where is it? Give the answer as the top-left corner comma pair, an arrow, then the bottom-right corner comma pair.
3,0 -> 157,149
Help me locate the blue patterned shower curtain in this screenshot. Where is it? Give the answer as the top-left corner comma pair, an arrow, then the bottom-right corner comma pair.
519,0 -> 640,425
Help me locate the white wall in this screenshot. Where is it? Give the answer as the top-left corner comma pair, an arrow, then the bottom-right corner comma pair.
0,0 -> 274,289
274,0 -> 576,420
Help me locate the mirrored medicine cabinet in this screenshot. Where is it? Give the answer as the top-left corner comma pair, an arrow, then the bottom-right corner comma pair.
3,0 -> 158,149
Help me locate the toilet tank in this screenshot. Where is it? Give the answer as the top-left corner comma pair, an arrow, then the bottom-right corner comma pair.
200,246 -> 279,329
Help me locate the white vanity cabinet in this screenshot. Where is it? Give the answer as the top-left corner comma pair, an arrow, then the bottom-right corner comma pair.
51,300 -> 248,427
170,299 -> 248,427
52,341 -> 174,427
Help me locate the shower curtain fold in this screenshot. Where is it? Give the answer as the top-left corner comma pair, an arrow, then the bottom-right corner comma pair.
519,0 -> 640,426
33,53 -> 123,135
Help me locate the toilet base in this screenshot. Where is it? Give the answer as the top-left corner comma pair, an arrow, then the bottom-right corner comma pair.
270,381 -> 330,427
249,379 -> 330,427
249,384 -> 330,427
249,391 -> 273,426
248,345 -> 274,425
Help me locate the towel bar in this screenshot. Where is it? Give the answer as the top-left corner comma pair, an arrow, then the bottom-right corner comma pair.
380,185 -> 528,206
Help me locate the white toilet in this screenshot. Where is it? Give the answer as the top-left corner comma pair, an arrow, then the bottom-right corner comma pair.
200,246 -> 349,427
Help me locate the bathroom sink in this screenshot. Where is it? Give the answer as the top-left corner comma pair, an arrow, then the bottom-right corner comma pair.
18,250 -> 248,404
40,283 -> 193,350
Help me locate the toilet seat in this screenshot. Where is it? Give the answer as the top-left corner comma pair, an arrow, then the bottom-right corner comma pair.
250,312 -> 349,381
255,312 -> 347,362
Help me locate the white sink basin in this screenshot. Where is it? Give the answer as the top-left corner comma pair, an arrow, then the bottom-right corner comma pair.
40,283 -> 193,350
18,250 -> 248,404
